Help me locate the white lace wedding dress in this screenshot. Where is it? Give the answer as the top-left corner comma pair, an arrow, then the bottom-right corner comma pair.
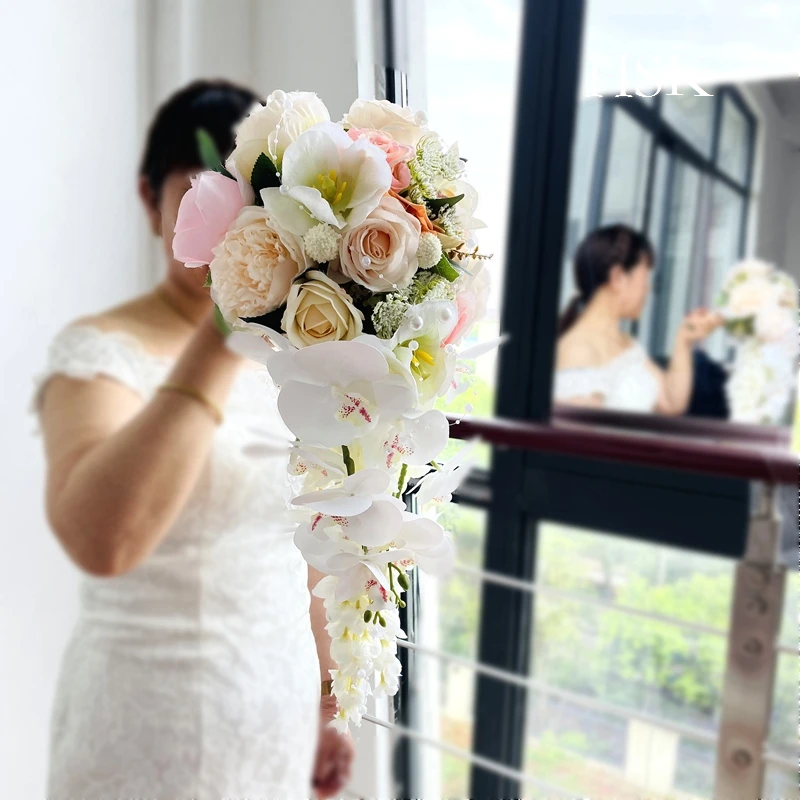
36,326 -> 320,800
554,341 -> 660,412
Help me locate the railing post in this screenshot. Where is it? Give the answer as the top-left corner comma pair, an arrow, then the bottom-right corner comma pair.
714,483 -> 786,798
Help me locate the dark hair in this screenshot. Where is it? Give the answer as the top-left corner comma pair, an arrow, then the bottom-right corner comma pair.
139,79 -> 262,199
557,224 -> 654,335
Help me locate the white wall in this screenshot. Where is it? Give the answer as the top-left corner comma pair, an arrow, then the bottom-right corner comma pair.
0,1 -> 147,795
743,82 -> 800,281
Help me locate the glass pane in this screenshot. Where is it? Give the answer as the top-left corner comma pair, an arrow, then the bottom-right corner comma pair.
768,652 -> 798,760
702,181 -> 745,360
662,91 -> 715,156
636,147 -> 670,349
526,522 -> 735,799
423,0 -> 523,416
717,94 -> 750,184
599,108 -> 651,227
560,97 -> 604,310
764,764 -> 799,799
657,159 -> 701,354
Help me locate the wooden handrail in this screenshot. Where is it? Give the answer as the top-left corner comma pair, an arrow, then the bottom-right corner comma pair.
448,413 -> 796,485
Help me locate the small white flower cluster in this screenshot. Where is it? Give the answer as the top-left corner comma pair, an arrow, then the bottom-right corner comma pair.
303,223 -> 342,264
316,575 -> 406,732
417,231 -> 443,269
406,135 -> 464,204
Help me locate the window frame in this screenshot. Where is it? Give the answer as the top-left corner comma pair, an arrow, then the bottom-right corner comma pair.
384,1 -> 776,798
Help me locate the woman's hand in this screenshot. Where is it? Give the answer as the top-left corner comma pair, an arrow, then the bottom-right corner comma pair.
312,695 -> 355,798
677,308 -> 723,343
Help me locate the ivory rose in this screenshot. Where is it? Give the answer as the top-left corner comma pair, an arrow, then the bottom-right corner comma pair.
172,171 -> 248,267
333,195 -> 421,292
347,127 -> 413,191
210,206 -> 309,324
229,90 -> 330,179
343,99 -> 426,147
282,270 -> 364,348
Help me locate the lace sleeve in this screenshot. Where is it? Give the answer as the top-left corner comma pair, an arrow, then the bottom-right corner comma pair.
33,325 -> 150,411
553,367 -> 609,401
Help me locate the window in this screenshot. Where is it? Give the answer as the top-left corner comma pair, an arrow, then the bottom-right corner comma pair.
556,86 -> 756,398
599,108 -> 651,228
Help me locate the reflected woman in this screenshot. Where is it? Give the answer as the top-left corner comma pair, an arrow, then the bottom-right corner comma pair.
36,81 -> 352,798
554,224 -> 721,414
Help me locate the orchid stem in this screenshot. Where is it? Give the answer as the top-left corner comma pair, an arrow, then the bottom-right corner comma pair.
394,463 -> 408,498
430,460 -> 443,471
341,445 -> 356,476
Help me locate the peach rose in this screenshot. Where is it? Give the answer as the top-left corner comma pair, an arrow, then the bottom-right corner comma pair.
210,206 -> 309,324
333,195 -> 421,292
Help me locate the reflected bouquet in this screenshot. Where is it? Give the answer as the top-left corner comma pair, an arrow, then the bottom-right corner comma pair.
173,90 -> 495,729
717,259 -> 798,424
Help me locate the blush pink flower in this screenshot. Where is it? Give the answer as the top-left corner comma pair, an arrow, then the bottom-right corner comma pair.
444,262 -> 490,346
173,171 -> 248,267
347,127 -> 413,192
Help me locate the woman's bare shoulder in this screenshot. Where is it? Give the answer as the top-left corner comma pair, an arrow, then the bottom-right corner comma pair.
70,294 -> 166,350
556,329 -> 601,370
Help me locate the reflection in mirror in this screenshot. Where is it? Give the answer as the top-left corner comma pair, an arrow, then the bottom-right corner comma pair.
554,76 -> 799,426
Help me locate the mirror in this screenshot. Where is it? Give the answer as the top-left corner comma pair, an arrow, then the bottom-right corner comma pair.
552,2 -> 799,427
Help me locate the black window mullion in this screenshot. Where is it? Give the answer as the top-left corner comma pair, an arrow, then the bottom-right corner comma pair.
471,0 -> 586,797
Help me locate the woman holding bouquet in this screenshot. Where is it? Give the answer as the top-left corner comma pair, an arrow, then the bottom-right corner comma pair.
555,224 -> 722,413
36,80 -> 352,799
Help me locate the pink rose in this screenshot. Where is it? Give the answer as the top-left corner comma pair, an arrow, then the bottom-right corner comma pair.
173,171 -> 247,267
347,127 -> 413,192
444,262 -> 490,346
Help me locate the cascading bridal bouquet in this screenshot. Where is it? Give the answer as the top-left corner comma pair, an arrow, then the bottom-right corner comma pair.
717,258 -> 798,424
173,90 -> 495,730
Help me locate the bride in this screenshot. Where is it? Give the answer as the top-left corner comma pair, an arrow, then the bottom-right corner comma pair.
36,80 -> 353,799
555,224 -> 721,413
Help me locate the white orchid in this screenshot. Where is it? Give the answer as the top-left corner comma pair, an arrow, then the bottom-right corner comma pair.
380,409 -> 450,470
288,445 -> 346,492
414,442 -> 477,509
292,468 -> 392,516
267,340 -> 417,447
295,506 -> 453,594
262,121 -> 391,232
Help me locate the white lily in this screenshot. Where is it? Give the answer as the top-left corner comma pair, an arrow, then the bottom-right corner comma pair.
267,340 -> 417,447
262,121 -> 391,231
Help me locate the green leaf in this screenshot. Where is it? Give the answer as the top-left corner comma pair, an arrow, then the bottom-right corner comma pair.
213,305 -> 232,338
425,193 -> 464,213
195,129 -> 232,178
432,254 -> 460,282
250,152 -> 280,195
203,272 -> 213,288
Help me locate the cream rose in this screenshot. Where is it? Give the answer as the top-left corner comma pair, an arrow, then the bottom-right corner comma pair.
333,195 -> 421,292
229,90 -> 330,179
282,270 -> 364,348
343,99 -> 426,147
210,206 -> 309,323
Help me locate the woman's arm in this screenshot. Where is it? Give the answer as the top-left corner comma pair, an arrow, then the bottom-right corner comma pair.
653,309 -> 723,416
41,312 -> 241,576
308,565 -> 337,683
308,564 -> 355,798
